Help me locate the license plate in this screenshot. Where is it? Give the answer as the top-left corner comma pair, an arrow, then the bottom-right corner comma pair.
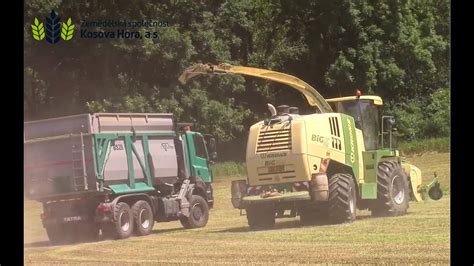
63,216 -> 83,222
268,165 -> 284,173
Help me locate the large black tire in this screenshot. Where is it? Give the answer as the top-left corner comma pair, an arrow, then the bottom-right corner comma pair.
371,161 -> 409,216
180,195 -> 209,229
46,222 -> 99,244
246,205 -> 275,230
328,173 -> 357,224
102,202 -> 134,239
76,222 -> 100,242
132,200 -> 155,236
46,224 -> 72,245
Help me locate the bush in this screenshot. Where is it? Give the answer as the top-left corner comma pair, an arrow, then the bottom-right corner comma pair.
386,88 -> 450,141
211,161 -> 246,178
398,137 -> 450,155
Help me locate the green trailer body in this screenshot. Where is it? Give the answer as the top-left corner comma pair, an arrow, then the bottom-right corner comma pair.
24,113 -> 216,243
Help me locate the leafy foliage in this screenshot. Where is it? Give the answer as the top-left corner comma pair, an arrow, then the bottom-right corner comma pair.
387,88 -> 450,141
24,0 -> 450,160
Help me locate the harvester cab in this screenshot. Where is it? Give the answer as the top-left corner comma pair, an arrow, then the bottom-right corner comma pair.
179,63 -> 442,229
327,93 -> 400,152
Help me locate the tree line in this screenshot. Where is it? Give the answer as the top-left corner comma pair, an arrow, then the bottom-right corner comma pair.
24,0 -> 450,160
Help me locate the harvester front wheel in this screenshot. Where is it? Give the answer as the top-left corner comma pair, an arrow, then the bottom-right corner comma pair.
371,161 -> 409,216
328,173 -> 357,223
246,205 -> 275,229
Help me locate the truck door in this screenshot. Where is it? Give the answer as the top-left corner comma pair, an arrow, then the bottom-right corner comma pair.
186,132 -> 212,183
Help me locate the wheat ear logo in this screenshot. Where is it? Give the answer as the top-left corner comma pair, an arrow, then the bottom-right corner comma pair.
31,10 -> 75,44
31,18 -> 45,40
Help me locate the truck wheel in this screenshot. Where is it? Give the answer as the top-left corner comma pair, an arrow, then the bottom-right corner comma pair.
246,205 -> 275,229
79,223 -> 100,242
46,225 -> 69,245
371,161 -> 409,216
328,173 -> 357,223
103,202 -> 134,239
132,200 -> 154,236
180,195 -> 209,229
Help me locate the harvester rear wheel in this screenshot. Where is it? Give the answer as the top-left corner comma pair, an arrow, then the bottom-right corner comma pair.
246,205 -> 275,229
180,195 -> 209,229
328,173 -> 357,223
371,161 -> 409,216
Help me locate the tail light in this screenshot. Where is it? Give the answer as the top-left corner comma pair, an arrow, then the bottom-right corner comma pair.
319,158 -> 329,174
96,203 -> 112,213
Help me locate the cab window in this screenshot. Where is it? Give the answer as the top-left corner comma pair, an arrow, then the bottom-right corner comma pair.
193,134 -> 207,158
333,100 -> 379,150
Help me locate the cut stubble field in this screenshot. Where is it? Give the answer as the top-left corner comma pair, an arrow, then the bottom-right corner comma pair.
24,152 -> 450,265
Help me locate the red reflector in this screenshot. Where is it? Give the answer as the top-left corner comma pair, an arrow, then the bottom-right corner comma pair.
319,159 -> 329,173
96,203 -> 112,212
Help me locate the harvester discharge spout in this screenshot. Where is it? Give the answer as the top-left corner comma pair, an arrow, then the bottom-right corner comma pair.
178,63 -> 333,113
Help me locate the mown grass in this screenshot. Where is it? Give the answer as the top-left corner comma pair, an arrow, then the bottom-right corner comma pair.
24,152 -> 450,265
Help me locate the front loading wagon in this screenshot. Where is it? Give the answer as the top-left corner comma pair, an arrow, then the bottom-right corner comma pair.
24,113 -> 217,243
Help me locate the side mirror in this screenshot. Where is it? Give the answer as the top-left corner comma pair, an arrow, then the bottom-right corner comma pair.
381,116 -> 396,150
204,134 -> 218,162
384,117 -> 396,131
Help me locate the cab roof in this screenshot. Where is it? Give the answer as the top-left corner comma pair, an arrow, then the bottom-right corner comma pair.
326,95 -> 383,106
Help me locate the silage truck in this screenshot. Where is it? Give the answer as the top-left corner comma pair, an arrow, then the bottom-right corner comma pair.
179,63 -> 443,229
24,113 -> 217,243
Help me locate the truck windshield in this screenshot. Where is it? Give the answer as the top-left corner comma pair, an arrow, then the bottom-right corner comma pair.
333,100 -> 379,150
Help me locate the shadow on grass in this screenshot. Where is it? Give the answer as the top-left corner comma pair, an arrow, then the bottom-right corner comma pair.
25,227 -> 186,249
213,214 -> 377,233
151,227 -> 185,234
24,237 -> 102,248
24,241 -> 52,248
213,220 -> 308,233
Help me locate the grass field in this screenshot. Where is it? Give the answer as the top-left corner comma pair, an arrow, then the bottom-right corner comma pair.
24,152 -> 450,265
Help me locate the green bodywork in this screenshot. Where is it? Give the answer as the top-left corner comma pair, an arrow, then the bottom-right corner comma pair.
93,131 -> 212,195
184,132 -> 213,183
360,149 -> 398,199
341,114 -> 360,180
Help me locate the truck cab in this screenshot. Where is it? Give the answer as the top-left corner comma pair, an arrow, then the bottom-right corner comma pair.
181,128 -> 217,207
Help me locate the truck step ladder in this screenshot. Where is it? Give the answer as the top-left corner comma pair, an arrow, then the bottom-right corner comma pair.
71,132 -> 88,191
